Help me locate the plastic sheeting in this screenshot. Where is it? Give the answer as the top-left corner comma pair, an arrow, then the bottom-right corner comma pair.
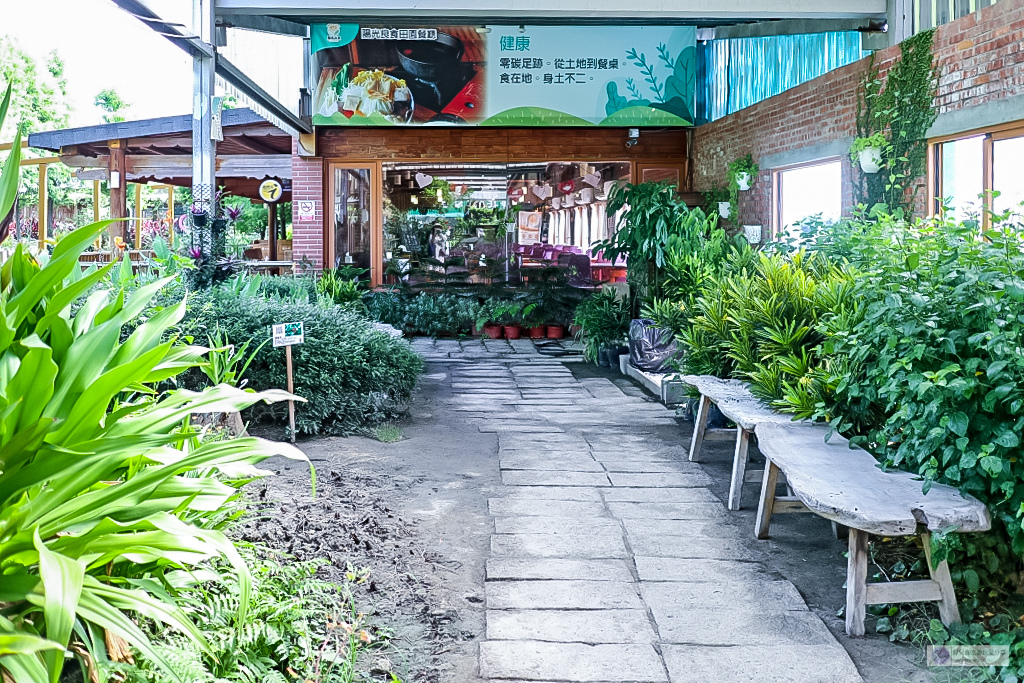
700,31 -> 868,122
629,319 -> 678,373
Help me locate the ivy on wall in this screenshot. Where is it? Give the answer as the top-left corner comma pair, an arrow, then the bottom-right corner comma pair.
855,29 -> 940,215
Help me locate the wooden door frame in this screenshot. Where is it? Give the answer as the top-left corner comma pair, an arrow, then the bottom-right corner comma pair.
325,160 -> 384,285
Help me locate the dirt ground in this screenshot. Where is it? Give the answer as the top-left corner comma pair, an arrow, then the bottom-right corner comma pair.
242,358 -> 936,683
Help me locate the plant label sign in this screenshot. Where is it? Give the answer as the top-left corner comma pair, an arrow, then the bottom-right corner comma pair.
273,321 -> 305,347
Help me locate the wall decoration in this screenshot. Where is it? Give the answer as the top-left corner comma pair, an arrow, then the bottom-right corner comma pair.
558,180 -> 575,195
415,172 -> 434,188
310,24 -> 696,127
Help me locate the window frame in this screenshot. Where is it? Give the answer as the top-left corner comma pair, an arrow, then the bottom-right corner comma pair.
770,156 -> 844,239
929,121 -> 1024,227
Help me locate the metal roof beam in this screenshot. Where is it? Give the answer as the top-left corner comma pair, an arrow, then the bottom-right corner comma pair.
108,0 -> 311,136
218,14 -> 309,36
214,0 -> 887,21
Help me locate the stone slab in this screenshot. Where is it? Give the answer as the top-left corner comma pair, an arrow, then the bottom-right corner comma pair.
662,644 -> 862,683
607,472 -> 715,488
486,580 -> 642,610
489,499 -> 608,517
606,502 -> 730,521
502,471 -> 612,487
486,558 -> 634,582
625,533 -> 761,560
495,486 -> 604,500
500,457 -> 606,472
640,580 -> 807,613
493,516 -> 623,535
491,532 -> 628,559
634,557 -> 771,583
600,488 -> 719,504
480,642 -> 667,682
651,608 -> 837,646
487,609 -> 657,643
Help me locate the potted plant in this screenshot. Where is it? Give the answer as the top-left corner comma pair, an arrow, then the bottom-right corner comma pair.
573,289 -> 630,366
190,202 -> 208,227
523,302 -> 547,339
493,301 -> 535,341
726,155 -> 759,228
743,225 -> 763,243
850,133 -> 888,174
703,186 -> 731,222
546,322 -> 566,339
475,300 -> 504,339
728,154 -> 759,192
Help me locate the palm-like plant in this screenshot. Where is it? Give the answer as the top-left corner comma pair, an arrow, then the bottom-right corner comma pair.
0,215 -> 309,682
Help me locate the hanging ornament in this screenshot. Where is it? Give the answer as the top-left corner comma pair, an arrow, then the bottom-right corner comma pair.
415,172 -> 434,188
583,171 -> 602,187
532,184 -> 552,200
558,180 -> 575,195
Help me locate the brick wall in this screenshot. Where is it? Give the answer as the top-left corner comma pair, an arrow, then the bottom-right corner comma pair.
290,138 -> 324,269
692,0 -> 1024,230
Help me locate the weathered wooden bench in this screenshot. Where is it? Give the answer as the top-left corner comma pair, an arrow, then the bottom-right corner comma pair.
680,375 -> 799,510
754,422 -> 991,636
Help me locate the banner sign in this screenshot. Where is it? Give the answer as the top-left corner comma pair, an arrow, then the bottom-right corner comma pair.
310,24 -> 695,128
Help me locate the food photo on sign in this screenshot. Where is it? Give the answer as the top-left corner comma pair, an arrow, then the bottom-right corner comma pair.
309,24 -> 695,127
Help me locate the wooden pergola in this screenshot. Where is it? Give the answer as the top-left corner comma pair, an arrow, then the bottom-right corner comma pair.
27,108 -> 293,249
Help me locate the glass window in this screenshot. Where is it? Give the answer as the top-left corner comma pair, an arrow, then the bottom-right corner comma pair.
993,135 -> 1024,216
777,160 -> 843,237
939,135 -> 985,221
333,167 -> 373,270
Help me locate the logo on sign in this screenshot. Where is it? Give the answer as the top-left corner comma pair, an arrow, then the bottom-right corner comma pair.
259,179 -> 284,203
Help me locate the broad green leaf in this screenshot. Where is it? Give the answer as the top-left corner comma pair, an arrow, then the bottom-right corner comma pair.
34,530 -> 83,683
947,411 -> 969,437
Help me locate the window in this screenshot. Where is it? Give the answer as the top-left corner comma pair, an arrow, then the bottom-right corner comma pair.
932,125 -> 1024,223
915,0 -> 993,33
772,159 -> 843,238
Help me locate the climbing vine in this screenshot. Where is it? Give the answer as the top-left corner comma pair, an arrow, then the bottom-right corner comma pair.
855,29 -> 939,216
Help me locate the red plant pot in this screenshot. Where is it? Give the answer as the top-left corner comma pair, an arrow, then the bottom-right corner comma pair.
504,325 -> 523,340
528,325 -> 547,339
483,324 -> 504,339
546,324 -> 566,339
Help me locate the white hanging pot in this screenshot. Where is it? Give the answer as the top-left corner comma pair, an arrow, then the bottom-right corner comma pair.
735,172 -> 752,191
718,201 -> 731,219
744,225 -> 762,244
858,147 -> 883,174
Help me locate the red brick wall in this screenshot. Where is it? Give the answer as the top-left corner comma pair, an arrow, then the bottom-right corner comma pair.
290,139 -> 324,269
692,0 -> 1024,230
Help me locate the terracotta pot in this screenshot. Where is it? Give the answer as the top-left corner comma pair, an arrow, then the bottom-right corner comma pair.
546,324 -> 566,339
504,325 -> 522,340
528,325 -> 547,339
483,324 -> 504,339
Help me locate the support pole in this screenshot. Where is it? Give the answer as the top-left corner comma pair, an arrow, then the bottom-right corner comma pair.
285,344 -> 296,443
192,0 -> 217,214
133,183 -> 144,250
93,179 -> 101,248
37,163 -> 47,253
108,140 -> 127,247
268,202 -> 278,260
167,186 -> 175,247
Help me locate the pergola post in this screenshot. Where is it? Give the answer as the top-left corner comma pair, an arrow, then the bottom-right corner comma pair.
133,184 -> 144,249
167,186 -> 175,247
37,163 -> 47,253
192,0 -> 217,214
108,140 -> 127,246
93,179 -> 101,248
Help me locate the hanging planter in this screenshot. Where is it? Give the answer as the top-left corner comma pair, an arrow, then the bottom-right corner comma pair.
734,172 -> 752,191
743,225 -> 763,244
718,201 -> 732,220
850,133 -> 888,175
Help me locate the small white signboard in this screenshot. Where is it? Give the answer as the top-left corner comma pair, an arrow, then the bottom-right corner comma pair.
297,200 -> 318,221
272,321 -> 305,347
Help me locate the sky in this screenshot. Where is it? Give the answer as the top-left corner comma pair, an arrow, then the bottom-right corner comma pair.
5,0 -> 195,127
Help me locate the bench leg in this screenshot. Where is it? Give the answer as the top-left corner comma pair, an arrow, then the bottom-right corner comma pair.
728,428 -> 751,511
922,532 -> 961,627
688,394 -> 711,462
846,528 -> 869,636
754,459 -> 780,539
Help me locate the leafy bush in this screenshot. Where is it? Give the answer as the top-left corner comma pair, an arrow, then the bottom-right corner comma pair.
187,290 -> 423,435
573,289 -> 630,362
114,545 -> 387,683
0,222 -> 308,682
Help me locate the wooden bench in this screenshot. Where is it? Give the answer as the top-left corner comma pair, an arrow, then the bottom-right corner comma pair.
754,422 -> 991,636
680,375 -> 799,510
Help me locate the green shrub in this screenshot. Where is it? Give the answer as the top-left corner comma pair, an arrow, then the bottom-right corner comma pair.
0,222 -> 308,682
573,289 -> 630,362
188,291 -> 423,435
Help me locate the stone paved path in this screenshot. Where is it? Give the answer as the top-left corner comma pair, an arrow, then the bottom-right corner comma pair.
412,339 -> 864,683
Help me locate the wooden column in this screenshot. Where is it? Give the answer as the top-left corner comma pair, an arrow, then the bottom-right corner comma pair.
93,179 -> 101,248
268,202 -> 278,260
133,184 -> 144,249
167,186 -> 175,247
108,140 -> 127,244
37,163 -> 48,252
